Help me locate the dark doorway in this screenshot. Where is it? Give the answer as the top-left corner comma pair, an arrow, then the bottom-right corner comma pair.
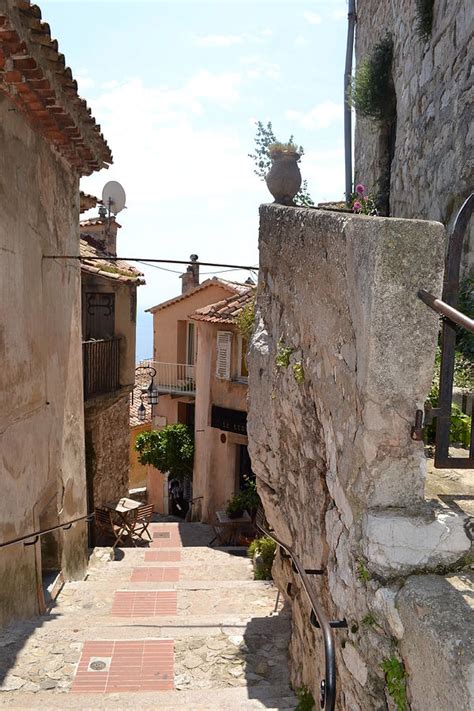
178,402 -> 195,428
237,444 -> 255,491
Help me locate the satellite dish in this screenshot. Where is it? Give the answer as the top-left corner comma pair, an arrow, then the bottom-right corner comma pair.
102,181 -> 126,215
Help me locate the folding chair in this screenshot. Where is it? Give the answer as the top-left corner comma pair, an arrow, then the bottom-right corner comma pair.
129,504 -> 154,543
94,507 -> 128,549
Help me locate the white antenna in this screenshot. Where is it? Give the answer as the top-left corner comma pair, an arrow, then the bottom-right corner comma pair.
102,180 -> 126,216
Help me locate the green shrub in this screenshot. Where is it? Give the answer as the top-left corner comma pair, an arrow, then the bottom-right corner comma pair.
381,657 -> 407,711
351,34 -> 395,123
295,685 -> 315,710
247,536 -> 276,580
135,424 -> 193,480
276,340 -> 293,368
236,296 -> 256,341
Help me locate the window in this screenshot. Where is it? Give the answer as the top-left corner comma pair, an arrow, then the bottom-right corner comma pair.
216,331 -> 232,379
84,292 -> 115,340
237,336 -> 248,379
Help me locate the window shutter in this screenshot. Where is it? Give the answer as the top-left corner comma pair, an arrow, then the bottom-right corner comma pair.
216,331 -> 232,380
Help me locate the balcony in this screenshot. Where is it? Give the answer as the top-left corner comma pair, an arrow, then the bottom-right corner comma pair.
143,361 -> 196,397
83,338 -> 120,400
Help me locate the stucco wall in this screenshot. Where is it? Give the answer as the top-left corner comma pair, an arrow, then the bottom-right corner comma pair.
248,205 -> 472,709
0,93 -> 88,624
193,320 -> 248,521
151,284 -> 236,363
354,0 -> 473,273
129,423 -> 152,489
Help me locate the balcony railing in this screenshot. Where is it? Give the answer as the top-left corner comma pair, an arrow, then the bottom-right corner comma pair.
143,360 -> 196,396
83,338 -> 120,399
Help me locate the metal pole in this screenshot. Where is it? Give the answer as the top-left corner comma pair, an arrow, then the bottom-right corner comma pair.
344,0 -> 357,203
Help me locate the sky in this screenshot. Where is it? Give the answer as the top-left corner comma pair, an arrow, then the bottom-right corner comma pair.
42,0 -> 349,360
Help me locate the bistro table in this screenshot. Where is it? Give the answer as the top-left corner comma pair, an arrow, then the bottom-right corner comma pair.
103,497 -> 141,545
211,509 -> 252,546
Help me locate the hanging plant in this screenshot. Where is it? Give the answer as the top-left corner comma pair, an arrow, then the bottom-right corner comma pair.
416,0 -> 434,39
351,34 -> 395,123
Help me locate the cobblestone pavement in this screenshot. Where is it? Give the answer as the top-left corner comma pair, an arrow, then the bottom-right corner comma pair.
0,522 -> 296,709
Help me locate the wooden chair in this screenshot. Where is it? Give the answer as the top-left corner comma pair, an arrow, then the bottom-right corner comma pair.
129,504 -> 154,543
94,507 -> 127,549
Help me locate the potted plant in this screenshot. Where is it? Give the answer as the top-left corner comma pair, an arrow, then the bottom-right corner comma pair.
226,492 -> 246,519
265,141 -> 302,206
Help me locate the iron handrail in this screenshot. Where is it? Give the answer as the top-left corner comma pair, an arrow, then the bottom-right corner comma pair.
418,289 -> 474,334
0,513 -> 94,550
256,510 -> 337,710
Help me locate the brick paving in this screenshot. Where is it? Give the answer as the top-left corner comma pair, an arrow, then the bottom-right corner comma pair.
144,550 -> 181,562
71,640 -> 174,693
111,590 -> 178,617
130,567 -> 180,583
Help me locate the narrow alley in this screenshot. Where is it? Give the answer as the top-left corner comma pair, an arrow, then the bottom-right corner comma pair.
0,521 -> 297,710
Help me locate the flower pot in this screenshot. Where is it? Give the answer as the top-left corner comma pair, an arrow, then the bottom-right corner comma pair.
227,509 -> 244,519
265,152 -> 302,206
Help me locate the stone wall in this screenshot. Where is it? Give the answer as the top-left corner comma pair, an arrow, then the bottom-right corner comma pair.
85,393 -> 130,511
0,93 -> 88,625
248,205 -> 473,709
354,0 -> 473,273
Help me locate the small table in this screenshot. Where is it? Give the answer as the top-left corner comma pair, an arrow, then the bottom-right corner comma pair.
103,497 -> 141,544
211,510 -> 252,546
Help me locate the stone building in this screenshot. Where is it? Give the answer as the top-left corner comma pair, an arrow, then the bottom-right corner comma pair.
354,0 -> 473,272
0,0 -> 111,624
248,204 -> 473,710
191,287 -> 255,522
145,266 -> 250,513
129,367 -> 152,491
79,216 -> 144,514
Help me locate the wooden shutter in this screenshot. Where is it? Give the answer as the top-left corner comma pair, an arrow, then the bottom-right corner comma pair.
216,331 -> 232,380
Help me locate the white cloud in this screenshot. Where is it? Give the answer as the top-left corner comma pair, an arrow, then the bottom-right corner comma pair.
241,56 -> 280,81
333,9 -> 347,20
195,34 -> 244,48
286,101 -> 343,129
295,35 -> 307,47
76,69 -> 94,91
303,11 -> 322,25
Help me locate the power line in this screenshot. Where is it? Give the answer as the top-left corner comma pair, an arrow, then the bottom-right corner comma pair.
43,255 -> 259,271
137,260 -> 255,276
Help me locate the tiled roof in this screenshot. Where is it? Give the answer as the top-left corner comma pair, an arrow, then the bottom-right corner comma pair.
130,367 -> 153,427
190,286 -> 255,325
145,277 -> 250,314
80,217 -> 122,229
0,1 -> 112,175
80,235 -> 145,285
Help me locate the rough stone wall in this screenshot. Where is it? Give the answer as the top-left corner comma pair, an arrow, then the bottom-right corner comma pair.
0,93 -> 88,625
85,393 -> 130,510
248,205 -> 472,709
354,0 -> 473,272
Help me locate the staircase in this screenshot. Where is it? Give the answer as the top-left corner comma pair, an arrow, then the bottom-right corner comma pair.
0,521 -> 297,709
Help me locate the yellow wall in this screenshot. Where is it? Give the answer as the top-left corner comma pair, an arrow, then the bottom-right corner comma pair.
129,422 -> 151,489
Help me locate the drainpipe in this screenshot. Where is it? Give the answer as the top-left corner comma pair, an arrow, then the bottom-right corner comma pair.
344,0 -> 357,203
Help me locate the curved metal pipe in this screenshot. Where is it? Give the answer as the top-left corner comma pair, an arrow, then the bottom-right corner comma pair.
256,515 -> 337,710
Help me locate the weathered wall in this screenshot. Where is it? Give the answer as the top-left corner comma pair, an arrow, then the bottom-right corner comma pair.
129,423 -> 151,489
354,0 -> 473,272
0,93 -> 88,624
248,205 -> 472,709
84,393 -> 130,509
193,320 -> 248,521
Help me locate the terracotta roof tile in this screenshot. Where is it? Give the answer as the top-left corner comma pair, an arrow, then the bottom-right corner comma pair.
80,191 -> 99,213
0,1 -> 112,175
80,236 -> 145,285
190,286 -> 255,325
146,277 -> 250,314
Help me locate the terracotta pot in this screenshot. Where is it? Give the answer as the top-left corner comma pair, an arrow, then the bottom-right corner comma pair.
265,152 -> 302,206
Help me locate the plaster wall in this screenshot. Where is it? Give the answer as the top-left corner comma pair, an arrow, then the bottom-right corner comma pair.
248,205 -> 472,709
193,321 -> 248,521
151,284 -> 236,364
0,93 -> 87,624
129,423 -> 152,489
354,0 -> 473,273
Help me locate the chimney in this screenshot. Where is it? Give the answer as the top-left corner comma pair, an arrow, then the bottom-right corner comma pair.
180,254 -> 200,294
79,211 -> 120,256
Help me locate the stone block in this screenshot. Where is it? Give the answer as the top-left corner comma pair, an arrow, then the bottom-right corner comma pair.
363,507 -> 470,577
397,574 -> 474,711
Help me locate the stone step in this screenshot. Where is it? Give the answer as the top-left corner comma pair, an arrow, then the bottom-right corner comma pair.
0,684 -> 297,709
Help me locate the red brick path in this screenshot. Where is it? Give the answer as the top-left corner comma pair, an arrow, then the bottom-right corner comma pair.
130,566 -> 180,583
111,590 -> 178,617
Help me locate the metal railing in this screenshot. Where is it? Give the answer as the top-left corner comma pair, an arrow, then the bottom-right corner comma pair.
142,360 -> 196,396
256,508 -> 345,710
83,337 -> 121,399
0,513 -> 94,550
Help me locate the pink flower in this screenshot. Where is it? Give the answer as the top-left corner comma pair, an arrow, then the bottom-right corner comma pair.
355,183 -> 365,195
353,201 -> 362,212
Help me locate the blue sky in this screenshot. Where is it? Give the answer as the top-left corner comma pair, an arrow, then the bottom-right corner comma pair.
42,0 -> 349,359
